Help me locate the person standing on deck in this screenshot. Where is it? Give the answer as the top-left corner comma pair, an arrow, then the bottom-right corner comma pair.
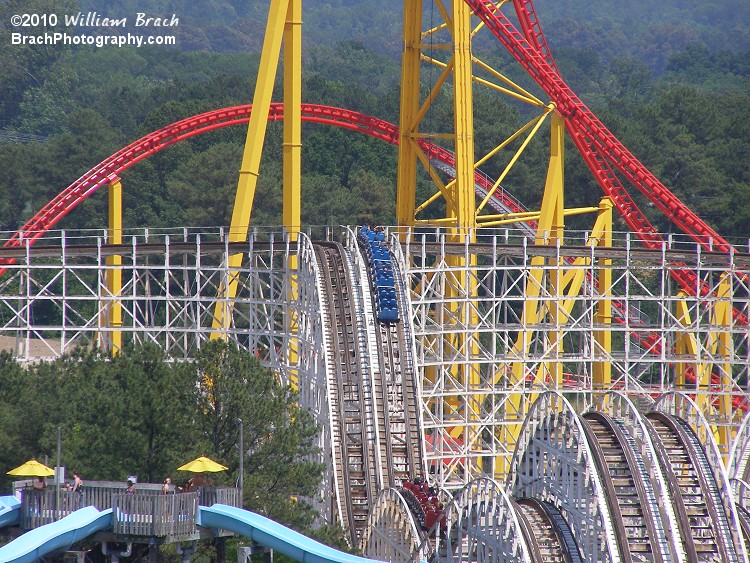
71,471 -> 84,508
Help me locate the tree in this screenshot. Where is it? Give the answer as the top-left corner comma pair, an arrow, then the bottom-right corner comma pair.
0,144 -> 35,230
0,351 -> 37,492
52,345 -> 194,483
190,341 -> 325,529
166,142 -> 244,227
350,168 -> 396,225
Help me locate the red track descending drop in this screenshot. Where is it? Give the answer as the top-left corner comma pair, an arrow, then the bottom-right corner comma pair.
465,0 -> 732,253
464,0 -> 747,325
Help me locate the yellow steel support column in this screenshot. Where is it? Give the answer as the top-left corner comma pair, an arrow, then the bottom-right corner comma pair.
710,273 -> 733,455
442,2 -> 480,477
501,112 -> 565,477
396,0 -> 422,227
283,0 -> 302,389
106,176 -> 123,355
451,2 -> 476,227
397,1 -> 483,478
537,114 -> 565,387
592,197 -> 613,395
283,0 -> 302,239
212,0 -> 292,336
674,294 -> 694,389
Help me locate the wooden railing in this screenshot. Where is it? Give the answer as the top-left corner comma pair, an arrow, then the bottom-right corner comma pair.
21,489 -> 90,528
112,492 -> 199,540
19,482 -> 241,536
198,485 -> 242,508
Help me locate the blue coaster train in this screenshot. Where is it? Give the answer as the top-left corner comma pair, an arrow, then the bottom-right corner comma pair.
357,226 -> 400,323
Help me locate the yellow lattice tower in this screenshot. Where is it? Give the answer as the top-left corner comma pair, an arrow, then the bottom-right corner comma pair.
396,2 -> 617,479
398,1 -> 483,476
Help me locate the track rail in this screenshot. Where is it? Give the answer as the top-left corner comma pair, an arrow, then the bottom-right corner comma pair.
513,498 -> 583,563
646,412 -> 738,562
372,319 -> 412,483
317,238 -> 424,542
737,506 -> 750,558
581,412 -> 668,562
391,259 -> 424,484
314,242 -> 377,543
2,238 -> 746,267
365,255 -> 423,488
511,0 -> 558,74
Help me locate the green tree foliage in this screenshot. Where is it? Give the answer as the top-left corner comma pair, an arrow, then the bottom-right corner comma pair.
182,340 -> 325,528
596,84 -> 750,239
536,0 -> 750,73
10,345 -> 191,483
0,2 -> 748,239
166,142 -> 243,227
0,343 -> 324,535
307,41 -> 400,97
663,44 -> 750,91
0,145 -> 34,230
0,352 -> 33,471
0,0 -> 77,123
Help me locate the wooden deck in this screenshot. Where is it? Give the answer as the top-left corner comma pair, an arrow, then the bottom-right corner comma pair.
18,482 -> 241,542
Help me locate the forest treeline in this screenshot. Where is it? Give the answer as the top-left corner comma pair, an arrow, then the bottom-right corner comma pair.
0,341 -> 349,559
0,0 -> 748,556
0,0 -> 749,240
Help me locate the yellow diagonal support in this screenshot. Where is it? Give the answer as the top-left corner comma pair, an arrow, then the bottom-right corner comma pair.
508,114 -> 564,380
674,276 -> 734,456
674,293 -> 697,389
498,112 -> 565,478
212,0 -> 296,336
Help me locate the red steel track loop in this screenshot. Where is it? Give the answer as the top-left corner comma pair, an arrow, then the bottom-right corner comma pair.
511,0 -> 558,74
0,103 -> 526,271
481,0 -> 748,409
2,96 -> 744,407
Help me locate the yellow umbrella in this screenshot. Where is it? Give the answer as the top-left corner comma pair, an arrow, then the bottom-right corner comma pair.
177,456 -> 228,473
7,459 -> 55,477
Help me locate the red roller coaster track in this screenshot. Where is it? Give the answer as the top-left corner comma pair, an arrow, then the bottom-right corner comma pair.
5,3 -> 740,300
502,0 -> 747,408
467,0 -> 746,323
1,2 -> 744,407
0,103 -> 528,264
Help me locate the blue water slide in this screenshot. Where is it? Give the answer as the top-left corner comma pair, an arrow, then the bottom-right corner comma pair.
199,504 -> 403,563
1,503 -> 415,563
0,496 -> 21,528
0,507 -> 112,563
